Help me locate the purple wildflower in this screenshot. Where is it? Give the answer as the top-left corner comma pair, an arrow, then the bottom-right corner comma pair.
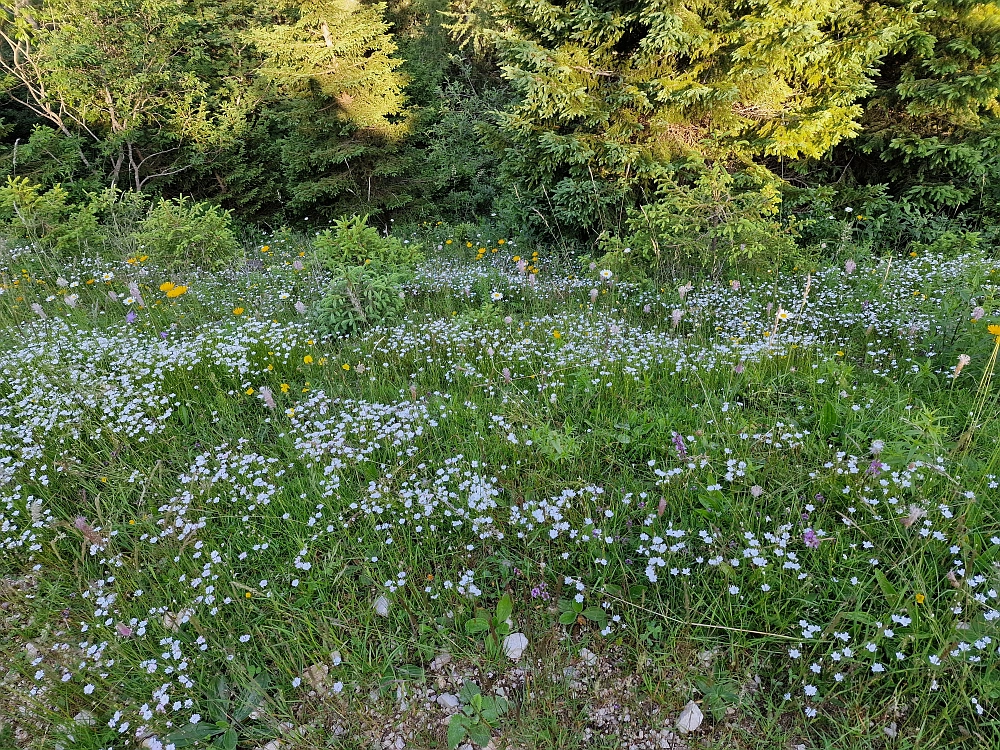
671,431 -> 688,460
803,528 -> 820,549
125,310 -> 137,324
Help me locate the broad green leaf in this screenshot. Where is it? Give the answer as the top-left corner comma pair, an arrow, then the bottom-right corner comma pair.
468,721 -> 491,747
465,617 -> 490,634
447,715 -> 468,749
216,728 -> 238,750
458,680 -> 481,703
164,722 -> 224,748
495,593 -> 513,624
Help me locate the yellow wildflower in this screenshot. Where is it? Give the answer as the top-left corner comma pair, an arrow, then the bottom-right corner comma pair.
159,282 -> 175,292
915,593 -> 925,604
233,307 -> 244,315
166,285 -> 187,298
342,363 -> 350,371
303,355 -> 313,364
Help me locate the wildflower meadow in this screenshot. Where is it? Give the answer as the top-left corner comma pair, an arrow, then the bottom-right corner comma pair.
1,221 -> 998,750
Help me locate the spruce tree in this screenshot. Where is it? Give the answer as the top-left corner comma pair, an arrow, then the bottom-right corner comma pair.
248,0 -> 413,218
856,0 -> 1000,209
447,0 -> 916,237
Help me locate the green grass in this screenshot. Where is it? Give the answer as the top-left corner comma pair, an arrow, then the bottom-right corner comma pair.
1,228 -> 999,749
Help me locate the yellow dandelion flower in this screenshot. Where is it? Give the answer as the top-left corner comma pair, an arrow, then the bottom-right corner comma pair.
988,324 -> 1000,337
159,282 -> 175,292
553,330 -> 561,339
233,307 -> 244,315
303,355 -> 313,364
165,285 -> 187,298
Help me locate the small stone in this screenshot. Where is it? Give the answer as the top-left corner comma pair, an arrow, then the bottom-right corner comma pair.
579,648 -> 598,666
676,700 -> 703,734
430,652 -> 452,672
502,632 -> 529,661
374,595 -> 390,617
437,693 -> 460,709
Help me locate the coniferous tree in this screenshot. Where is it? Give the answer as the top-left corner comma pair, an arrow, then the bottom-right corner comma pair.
246,0 -> 413,219
856,0 -> 1000,209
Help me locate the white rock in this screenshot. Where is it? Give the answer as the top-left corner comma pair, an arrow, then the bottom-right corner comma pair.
437,693 -> 460,709
502,632 -> 529,661
262,741 -> 282,750
374,595 -> 390,617
73,711 -> 96,726
430,652 -> 452,672
676,700 -> 704,734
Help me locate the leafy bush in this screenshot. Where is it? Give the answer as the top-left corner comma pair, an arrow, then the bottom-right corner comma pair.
0,176 -> 103,255
136,197 -> 240,270
313,215 -> 423,274
599,166 -> 801,279
312,265 -> 405,338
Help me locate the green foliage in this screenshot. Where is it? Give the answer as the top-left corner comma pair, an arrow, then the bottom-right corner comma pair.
163,672 -> 275,749
600,166 -> 800,279
694,664 -> 742,721
464,592 -> 514,657
557,596 -> 607,628
313,214 -> 423,274
0,177 -> 103,254
447,681 -> 509,749
856,1 -> 1000,212
444,0 -> 917,241
136,196 -> 240,270
246,0 -> 414,219
312,265 -> 406,337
